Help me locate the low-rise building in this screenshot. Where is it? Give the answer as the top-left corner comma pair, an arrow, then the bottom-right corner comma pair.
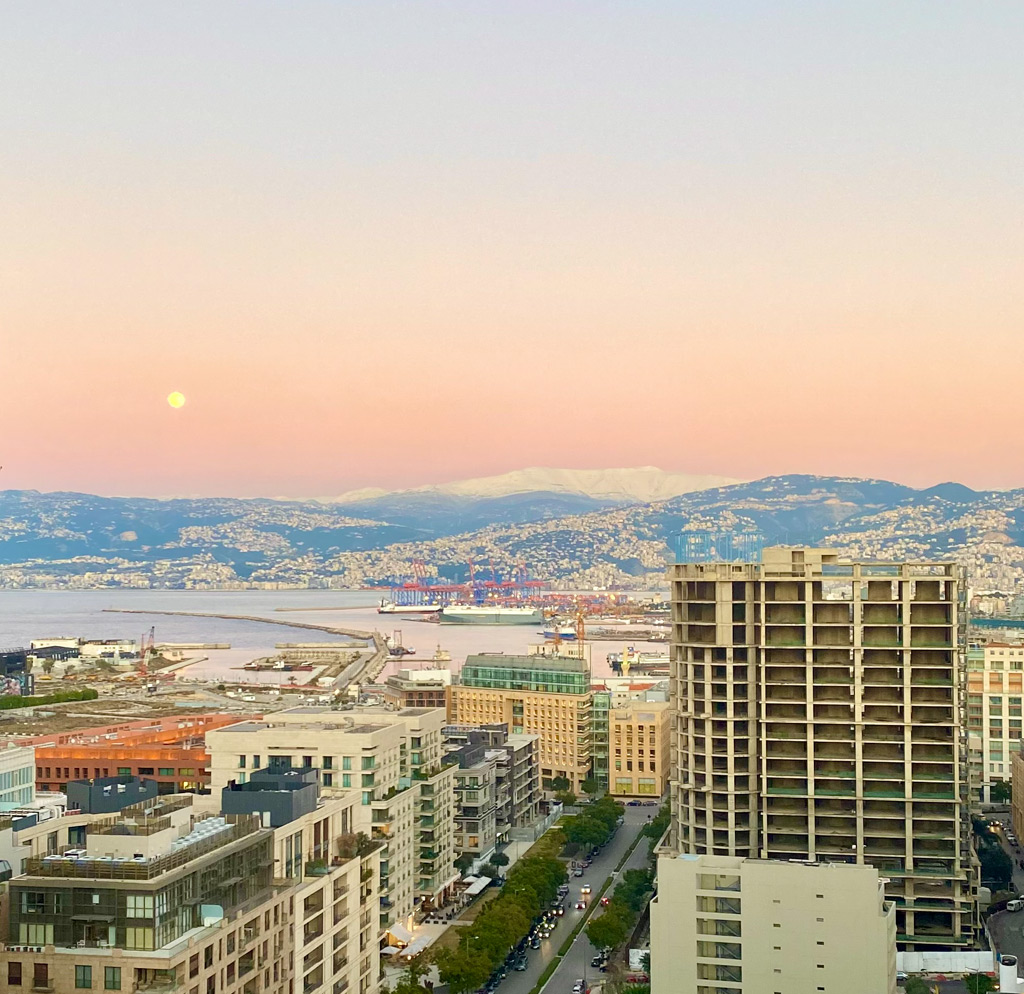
448,653 -> 592,793
383,668 -> 450,710
16,715 -> 246,796
650,852 -> 897,994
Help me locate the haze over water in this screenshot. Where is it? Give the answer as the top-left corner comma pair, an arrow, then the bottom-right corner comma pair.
0,590 -> 660,683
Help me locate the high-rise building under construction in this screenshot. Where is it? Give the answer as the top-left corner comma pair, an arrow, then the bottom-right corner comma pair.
667,546 -> 978,948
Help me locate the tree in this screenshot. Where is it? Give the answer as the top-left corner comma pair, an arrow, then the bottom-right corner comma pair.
434,946 -> 490,994
979,844 -> 1014,890
490,852 -> 509,867
964,975 -> 997,994
42,659 -> 54,675
581,778 -> 600,795
903,978 -> 930,994
585,905 -> 631,950
991,780 -> 1012,804
454,852 -> 473,874
644,804 -> 670,844
550,775 -> 571,792
388,960 -> 430,994
555,791 -> 577,806
641,952 -> 651,974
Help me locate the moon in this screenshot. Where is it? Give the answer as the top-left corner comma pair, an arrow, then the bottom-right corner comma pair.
167,392 -> 186,409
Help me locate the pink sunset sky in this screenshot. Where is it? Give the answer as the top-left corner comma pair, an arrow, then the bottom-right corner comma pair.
3,4 -> 1023,497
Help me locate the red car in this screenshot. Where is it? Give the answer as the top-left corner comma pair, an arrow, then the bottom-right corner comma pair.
575,900 -> 587,910
599,896 -> 610,907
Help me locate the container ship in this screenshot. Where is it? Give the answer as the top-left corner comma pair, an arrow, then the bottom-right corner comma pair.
439,605 -> 543,625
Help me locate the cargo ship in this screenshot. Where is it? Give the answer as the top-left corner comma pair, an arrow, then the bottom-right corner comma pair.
439,605 -> 544,625
378,599 -> 442,615
542,624 -> 577,640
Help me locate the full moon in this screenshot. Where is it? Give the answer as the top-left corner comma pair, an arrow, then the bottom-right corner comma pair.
167,392 -> 186,409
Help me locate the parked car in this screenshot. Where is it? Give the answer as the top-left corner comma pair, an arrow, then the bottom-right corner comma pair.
574,868 -> 584,878
1008,899 -> 1024,912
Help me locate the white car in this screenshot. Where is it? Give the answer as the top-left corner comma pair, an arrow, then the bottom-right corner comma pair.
573,981 -> 585,994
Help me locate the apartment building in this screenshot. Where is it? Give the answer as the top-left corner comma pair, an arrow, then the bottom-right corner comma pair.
18,715 -> 244,795
966,640 -> 1024,802
448,653 -> 592,793
607,700 -> 670,798
444,725 -> 542,834
650,853 -> 896,994
669,547 -> 977,949
444,738 -> 499,862
0,774 -> 378,994
0,745 -> 35,811
206,706 -> 457,934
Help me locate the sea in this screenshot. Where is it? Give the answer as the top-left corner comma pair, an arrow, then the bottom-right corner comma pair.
0,589 -> 663,685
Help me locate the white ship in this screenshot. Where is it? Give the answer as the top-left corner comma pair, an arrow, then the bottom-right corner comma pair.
377,599 -> 441,615
439,604 -> 544,625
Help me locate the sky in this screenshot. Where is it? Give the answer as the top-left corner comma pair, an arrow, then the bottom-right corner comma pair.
2,2 -> 1023,497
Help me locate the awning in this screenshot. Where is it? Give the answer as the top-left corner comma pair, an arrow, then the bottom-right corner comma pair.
401,935 -> 432,958
72,914 -> 114,921
381,946 -> 401,956
464,876 -> 491,897
388,923 -> 414,944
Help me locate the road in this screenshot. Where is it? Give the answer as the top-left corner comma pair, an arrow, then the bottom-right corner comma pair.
497,805 -> 654,994
985,817 -> 1024,977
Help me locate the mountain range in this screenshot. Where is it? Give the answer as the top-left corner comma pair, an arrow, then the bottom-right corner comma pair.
1,471 -> 1022,591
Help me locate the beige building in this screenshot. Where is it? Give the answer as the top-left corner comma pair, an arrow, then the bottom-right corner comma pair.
0,777 -> 378,994
206,706 -> 457,935
966,640 -> 1024,802
669,547 -> 977,949
1010,747 -> 1024,840
607,700 -> 670,798
448,653 -> 592,793
650,853 -> 896,994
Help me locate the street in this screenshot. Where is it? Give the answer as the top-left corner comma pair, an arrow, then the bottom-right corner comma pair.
496,805 -> 654,994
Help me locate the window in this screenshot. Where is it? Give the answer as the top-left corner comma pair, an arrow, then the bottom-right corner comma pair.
8,962 -> 22,986
126,894 -> 154,918
137,767 -> 155,776
323,773 -> 333,787
323,756 -> 334,770
125,927 -> 154,950
252,756 -> 261,769
342,757 -> 352,770
239,755 -> 246,769
118,767 -> 132,775
76,965 -> 93,989
158,768 -> 175,777
342,774 -> 351,788
104,967 -> 121,991
361,756 -> 376,770
303,756 -> 314,768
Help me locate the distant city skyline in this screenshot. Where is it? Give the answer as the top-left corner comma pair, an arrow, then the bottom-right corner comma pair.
3,4 -> 1023,496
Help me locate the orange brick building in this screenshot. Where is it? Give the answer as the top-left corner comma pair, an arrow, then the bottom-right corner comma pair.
12,714 -> 250,795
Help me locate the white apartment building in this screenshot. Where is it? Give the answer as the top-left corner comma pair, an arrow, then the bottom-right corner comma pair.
0,744 -> 35,811
966,640 -> 1024,801
206,706 -> 457,938
650,853 -> 897,994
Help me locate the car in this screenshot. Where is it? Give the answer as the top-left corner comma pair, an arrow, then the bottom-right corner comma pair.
591,955 -> 607,968
581,884 -> 592,895
627,799 -> 641,806
555,905 -> 565,916
575,900 -> 587,909
642,800 -> 659,806
530,938 -> 541,949
572,981 -> 586,994
600,896 -> 610,907
574,868 -> 584,878
1008,899 -> 1024,912
514,958 -> 528,971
